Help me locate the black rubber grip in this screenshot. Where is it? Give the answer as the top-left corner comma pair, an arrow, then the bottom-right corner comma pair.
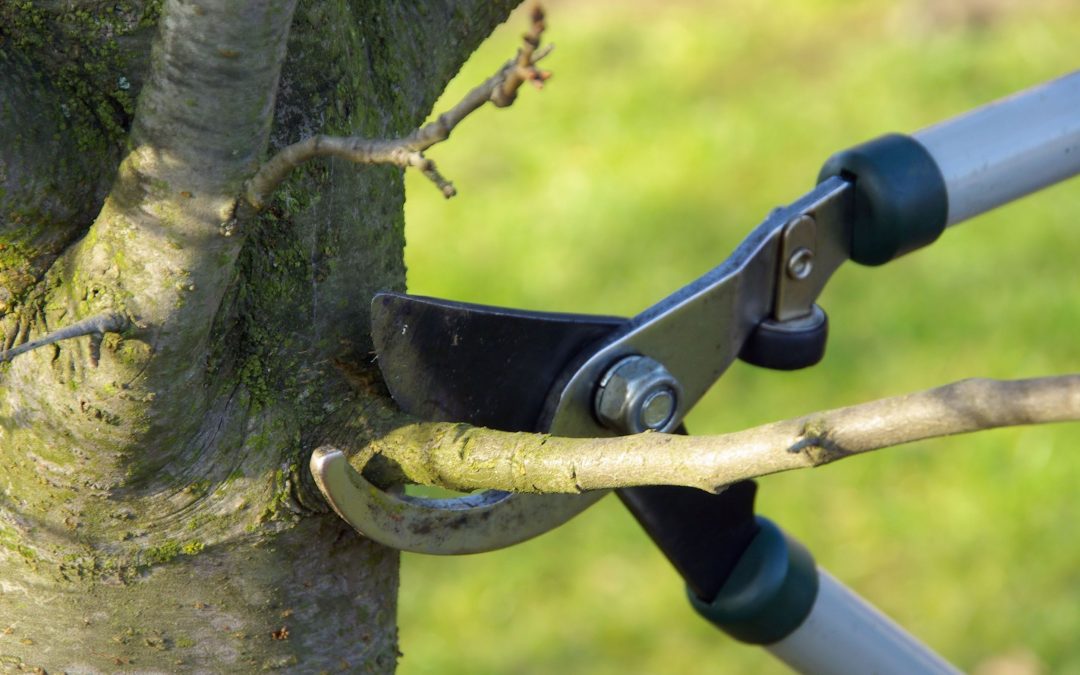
818,133 -> 948,266
688,517 -> 819,645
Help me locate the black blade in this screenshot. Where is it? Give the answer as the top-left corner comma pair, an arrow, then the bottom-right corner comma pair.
372,292 -> 626,432
373,292 -> 760,600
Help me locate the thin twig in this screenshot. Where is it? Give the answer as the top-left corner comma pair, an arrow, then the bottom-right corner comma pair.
364,375 -> 1080,493
0,313 -> 129,366
493,6 -> 551,107
244,6 -> 552,209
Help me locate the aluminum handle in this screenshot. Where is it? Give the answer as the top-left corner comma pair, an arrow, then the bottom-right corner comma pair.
767,569 -> 961,675
913,69 -> 1080,226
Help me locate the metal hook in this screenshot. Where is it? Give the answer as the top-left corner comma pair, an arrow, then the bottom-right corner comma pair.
310,447 -> 605,555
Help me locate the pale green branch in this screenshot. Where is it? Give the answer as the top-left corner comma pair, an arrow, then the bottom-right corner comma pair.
362,375 -> 1080,493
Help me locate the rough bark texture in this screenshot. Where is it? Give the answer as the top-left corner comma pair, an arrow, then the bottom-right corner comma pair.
0,0 -> 519,671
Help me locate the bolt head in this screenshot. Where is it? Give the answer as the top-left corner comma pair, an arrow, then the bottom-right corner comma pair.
786,247 -> 814,280
594,355 -> 682,434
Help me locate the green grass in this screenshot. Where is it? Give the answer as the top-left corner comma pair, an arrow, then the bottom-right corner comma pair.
398,1 -> 1080,672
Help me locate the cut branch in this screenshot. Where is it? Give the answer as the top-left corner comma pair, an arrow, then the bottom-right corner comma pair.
362,375 -> 1080,493
0,313 -> 129,366
244,6 -> 552,209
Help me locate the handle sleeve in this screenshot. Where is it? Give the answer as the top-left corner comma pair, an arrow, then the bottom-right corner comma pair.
820,70 -> 1080,266
819,133 -> 948,266
689,518 -> 960,674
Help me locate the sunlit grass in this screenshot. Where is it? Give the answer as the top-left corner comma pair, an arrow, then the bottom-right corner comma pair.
398,1 -> 1080,672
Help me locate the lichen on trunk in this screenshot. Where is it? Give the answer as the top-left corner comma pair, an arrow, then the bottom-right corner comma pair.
0,0 -> 521,670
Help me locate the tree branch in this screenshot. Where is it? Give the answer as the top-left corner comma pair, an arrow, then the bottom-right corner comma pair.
244,6 -> 552,209
361,375 -> 1080,493
0,312 -> 129,366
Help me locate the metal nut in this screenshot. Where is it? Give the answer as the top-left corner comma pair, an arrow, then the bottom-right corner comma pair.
594,355 -> 682,434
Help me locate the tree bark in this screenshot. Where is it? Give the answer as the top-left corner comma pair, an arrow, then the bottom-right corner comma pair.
0,1 -> 519,670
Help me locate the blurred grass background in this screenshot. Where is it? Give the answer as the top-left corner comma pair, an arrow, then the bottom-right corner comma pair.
397,1 -> 1080,672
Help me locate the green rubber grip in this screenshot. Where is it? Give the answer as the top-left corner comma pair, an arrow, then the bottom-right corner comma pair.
688,517 -> 819,645
818,133 -> 948,266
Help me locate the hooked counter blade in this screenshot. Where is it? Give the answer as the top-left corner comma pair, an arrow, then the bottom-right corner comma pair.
371,292 -> 626,432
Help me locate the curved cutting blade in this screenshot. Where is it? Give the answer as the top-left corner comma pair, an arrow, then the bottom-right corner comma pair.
371,291 -> 626,432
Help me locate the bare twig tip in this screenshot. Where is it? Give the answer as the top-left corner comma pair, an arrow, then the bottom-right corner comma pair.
244,7 -> 551,205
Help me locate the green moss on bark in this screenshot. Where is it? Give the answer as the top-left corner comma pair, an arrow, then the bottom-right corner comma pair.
0,0 -> 524,670
0,0 -> 159,148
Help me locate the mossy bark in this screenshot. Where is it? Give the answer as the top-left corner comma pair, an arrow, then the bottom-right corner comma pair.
0,0 -> 519,670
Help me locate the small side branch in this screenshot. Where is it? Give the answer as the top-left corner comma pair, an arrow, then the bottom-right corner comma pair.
244,6 -> 552,209
0,313 -> 129,366
365,375 -> 1080,493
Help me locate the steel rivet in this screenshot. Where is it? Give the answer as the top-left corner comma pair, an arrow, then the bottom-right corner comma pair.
786,247 -> 814,280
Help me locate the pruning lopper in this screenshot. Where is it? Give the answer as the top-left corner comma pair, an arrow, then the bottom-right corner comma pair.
313,72 -> 1080,671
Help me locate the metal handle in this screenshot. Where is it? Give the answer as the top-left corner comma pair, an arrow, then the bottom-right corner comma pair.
767,569 -> 961,675
686,517 -> 958,671
913,69 -> 1080,226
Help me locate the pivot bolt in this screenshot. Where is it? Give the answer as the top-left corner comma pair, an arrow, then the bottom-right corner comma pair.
594,355 -> 683,434
786,247 -> 814,280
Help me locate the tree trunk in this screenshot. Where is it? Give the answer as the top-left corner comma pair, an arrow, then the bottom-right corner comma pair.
0,1 -> 518,670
